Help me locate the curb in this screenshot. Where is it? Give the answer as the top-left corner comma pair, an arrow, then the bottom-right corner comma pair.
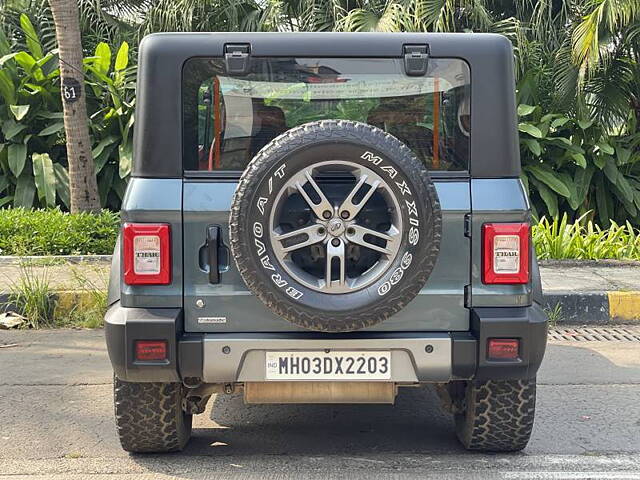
543,292 -> 640,324
0,255 -> 112,265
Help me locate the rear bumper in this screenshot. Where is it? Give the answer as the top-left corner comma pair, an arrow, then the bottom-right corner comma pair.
105,302 -> 547,383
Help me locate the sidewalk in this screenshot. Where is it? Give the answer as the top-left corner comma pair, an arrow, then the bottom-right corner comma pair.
0,257 -> 639,324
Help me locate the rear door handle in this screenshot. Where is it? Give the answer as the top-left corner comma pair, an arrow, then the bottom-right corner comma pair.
207,225 -> 221,284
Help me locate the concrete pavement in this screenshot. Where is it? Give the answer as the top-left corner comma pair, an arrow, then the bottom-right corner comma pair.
1,328 -> 640,478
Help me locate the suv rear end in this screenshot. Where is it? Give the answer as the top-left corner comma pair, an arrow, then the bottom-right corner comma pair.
105,32 -> 547,453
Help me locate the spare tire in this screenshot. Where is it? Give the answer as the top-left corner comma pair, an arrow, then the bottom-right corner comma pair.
230,120 -> 441,332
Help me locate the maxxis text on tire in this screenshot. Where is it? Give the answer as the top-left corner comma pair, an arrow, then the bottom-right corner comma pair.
229,120 -> 442,333
113,376 -> 192,453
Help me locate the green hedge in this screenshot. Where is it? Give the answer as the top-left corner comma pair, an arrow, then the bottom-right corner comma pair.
0,208 -> 119,255
1,208 -> 639,260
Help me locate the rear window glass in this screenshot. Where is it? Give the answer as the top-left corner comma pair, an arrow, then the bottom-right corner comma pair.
182,57 -> 470,172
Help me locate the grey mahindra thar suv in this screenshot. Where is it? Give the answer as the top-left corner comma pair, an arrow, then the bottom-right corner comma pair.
105,32 -> 548,453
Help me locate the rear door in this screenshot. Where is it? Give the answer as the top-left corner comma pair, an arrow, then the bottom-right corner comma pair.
182,50 -> 471,333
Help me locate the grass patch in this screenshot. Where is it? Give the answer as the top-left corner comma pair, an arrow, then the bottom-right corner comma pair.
3,263 -> 56,328
54,266 -> 108,328
2,263 -> 107,329
544,303 -> 564,327
533,214 -> 640,261
0,208 -> 119,256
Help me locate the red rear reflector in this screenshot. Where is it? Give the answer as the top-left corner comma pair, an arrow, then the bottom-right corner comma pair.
482,223 -> 529,284
487,338 -> 519,360
123,223 -> 171,285
135,340 -> 167,361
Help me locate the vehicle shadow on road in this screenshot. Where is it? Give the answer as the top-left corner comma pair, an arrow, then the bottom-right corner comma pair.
188,385 -> 465,456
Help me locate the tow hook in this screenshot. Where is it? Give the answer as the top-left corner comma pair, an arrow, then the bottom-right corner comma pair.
224,383 -> 234,394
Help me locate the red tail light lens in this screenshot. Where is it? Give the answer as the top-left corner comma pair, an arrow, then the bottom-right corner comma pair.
487,338 -> 520,360
123,223 -> 171,285
135,340 -> 167,361
482,223 -> 529,284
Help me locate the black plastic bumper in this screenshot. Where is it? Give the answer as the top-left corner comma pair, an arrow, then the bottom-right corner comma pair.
104,302 -> 547,383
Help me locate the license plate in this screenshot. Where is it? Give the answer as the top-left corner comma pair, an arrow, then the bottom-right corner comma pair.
265,351 -> 391,380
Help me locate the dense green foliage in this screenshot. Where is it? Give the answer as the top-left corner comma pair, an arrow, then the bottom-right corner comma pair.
1,208 -> 639,261
533,214 -> 640,260
0,13 -> 135,210
0,0 -> 638,225
0,207 -> 119,255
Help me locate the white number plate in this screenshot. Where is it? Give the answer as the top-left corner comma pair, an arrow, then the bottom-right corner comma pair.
265,351 -> 391,380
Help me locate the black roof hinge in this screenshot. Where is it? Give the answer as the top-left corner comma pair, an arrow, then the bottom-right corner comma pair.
403,44 -> 429,77
224,43 -> 251,76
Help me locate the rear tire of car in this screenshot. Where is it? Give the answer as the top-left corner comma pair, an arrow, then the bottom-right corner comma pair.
113,376 -> 192,453
454,378 -> 536,452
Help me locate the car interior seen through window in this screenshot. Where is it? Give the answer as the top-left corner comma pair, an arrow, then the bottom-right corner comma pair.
182,57 -> 470,173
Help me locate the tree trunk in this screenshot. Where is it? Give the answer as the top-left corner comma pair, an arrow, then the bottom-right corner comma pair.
49,0 -> 100,213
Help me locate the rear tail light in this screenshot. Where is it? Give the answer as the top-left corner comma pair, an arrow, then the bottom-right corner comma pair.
482,223 -> 529,284
123,223 -> 171,285
487,338 -> 520,360
135,340 -> 167,361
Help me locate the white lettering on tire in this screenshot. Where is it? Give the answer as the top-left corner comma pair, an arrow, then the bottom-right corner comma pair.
401,252 -> 413,270
378,282 -> 391,296
389,267 -> 404,285
257,197 -> 268,215
252,166 -> 306,301
286,286 -> 303,300
361,151 -> 383,166
396,180 -> 412,196
409,227 -> 419,246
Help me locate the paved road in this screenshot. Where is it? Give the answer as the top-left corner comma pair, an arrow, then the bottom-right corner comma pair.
1,328 -> 640,479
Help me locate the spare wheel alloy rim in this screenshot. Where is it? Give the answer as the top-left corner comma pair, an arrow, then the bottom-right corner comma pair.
268,160 -> 403,294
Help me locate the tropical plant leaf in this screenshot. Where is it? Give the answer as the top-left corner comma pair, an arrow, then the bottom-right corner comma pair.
114,42 -> 129,71
118,141 -> 132,178
0,70 -> 16,105
32,153 -> 56,207
98,163 -> 115,207
0,174 -> 8,193
616,174 -> 635,204
53,163 -> 70,208
522,139 -> 541,156
597,141 -> 615,155
616,147 -> 632,165
571,152 -> 587,168
39,122 -> 65,136
551,117 -> 570,129
603,157 -> 619,184
595,174 -> 611,226
531,178 -> 559,218
20,14 -> 44,60
518,123 -> 543,138
91,135 -> 117,159
517,104 -> 536,116
527,165 -> 571,197
13,172 -> 36,208
13,51 -> 44,81
94,42 -> 112,75
559,172 -> 578,209
574,165 -> 594,209
2,120 -> 27,140
7,143 -> 27,177
9,105 -> 30,121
